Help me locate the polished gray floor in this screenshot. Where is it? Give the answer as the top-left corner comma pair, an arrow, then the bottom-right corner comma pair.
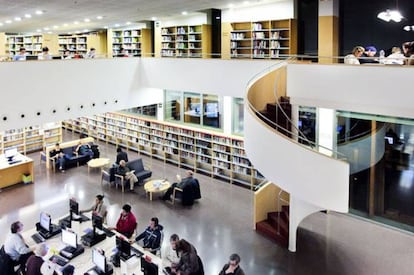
1,130 -> 414,274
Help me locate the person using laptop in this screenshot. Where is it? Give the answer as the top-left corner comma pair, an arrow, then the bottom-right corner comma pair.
134,217 -> 163,254
26,243 -> 58,275
80,194 -> 107,223
219,253 -> 245,275
163,234 -> 181,272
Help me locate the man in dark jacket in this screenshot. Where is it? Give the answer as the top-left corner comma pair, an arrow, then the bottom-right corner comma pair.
135,217 -> 163,254
219,253 -> 245,275
116,147 -> 128,165
162,170 -> 194,201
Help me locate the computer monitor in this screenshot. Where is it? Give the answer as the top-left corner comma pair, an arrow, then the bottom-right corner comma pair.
69,198 -> 79,215
92,248 -> 107,273
140,257 -> 159,275
190,103 -> 201,114
61,228 -> 77,249
92,213 -> 103,235
116,236 -> 131,258
4,147 -> 18,161
26,55 -> 38,60
39,212 -> 51,232
205,102 -> 218,118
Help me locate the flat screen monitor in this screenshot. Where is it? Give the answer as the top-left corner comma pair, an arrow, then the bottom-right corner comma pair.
116,236 -> 131,258
69,198 -> 79,215
92,212 -> 103,230
4,147 -> 18,161
92,248 -> 106,273
205,102 -> 218,118
190,103 -> 201,114
39,212 -> 51,232
26,55 -> 38,60
140,257 -> 159,275
61,228 -> 77,249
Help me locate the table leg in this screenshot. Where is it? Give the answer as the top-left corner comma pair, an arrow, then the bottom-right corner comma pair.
149,192 -> 153,201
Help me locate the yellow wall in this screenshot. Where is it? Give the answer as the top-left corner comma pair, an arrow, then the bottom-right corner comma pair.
318,16 -> 339,63
141,29 -> 152,57
87,31 -> 108,56
42,34 -> 59,55
221,22 -> 232,60
0,33 -> 6,56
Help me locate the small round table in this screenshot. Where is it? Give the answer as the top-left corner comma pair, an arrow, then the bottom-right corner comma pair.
87,158 -> 110,173
144,179 -> 171,201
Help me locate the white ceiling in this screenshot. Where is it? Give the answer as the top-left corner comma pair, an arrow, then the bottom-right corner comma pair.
0,0 -> 284,34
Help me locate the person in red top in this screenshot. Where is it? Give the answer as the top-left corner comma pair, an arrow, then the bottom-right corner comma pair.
109,204 -> 137,238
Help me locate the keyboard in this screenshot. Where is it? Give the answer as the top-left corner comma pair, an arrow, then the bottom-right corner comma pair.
31,233 -> 45,244
102,227 -> 115,237
49,254 -> 69,267
8,159 -> 22,165
131,246 -> 144,257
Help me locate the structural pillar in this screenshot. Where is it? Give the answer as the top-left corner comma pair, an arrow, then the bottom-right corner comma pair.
318,0 -> 339,63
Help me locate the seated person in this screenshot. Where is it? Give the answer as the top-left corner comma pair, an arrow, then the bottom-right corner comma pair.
116,160 -> 138,192
108,204 -> 137,239
80,194 -> 107,223
26,243 -> 58,275
134,217 -> 163,254
4,221 -> 34,269
74,141 -> 94,158
50,143 -> 66,172
163,234 -> 181,271
162,170 -> 194,201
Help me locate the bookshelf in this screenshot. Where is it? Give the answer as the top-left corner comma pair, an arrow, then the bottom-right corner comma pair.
0,122 -> 62,155
63,112 -> 264,189
6,34 -> 44,56
161,25 -> 211,58
111,28 -> 152,57
58,35 -> 88,53
228,19 -> 297,59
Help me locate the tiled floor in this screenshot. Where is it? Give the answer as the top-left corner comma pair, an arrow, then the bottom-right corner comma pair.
2,130 -> 414,274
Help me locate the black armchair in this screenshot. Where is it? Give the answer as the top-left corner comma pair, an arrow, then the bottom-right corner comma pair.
172,178 -> 201,206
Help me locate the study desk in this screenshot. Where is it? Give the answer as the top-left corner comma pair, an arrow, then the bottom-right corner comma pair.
22,214 -> 164,275
0,153 -> 34,189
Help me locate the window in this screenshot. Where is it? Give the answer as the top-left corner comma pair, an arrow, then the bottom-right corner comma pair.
184,92 -> 201,125
233,98 -> 244,135
123,104 -> 157,118
165,90 -> 182,122
203,94 -> 220,129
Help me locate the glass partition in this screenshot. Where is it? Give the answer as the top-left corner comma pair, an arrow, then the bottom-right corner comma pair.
165,90 -> 182,122
202,94 -> 220,129
123,104 -> 157,118
184,92 -> 201,125
233,98 -> 244,135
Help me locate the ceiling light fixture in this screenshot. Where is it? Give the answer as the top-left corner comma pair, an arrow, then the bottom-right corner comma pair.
14,17 -> 21,21
36,29 -> 41,32
403,25 -> 414,31
5,20 -> 12,24
96,16 -> 103,20
63,23 -> 68,27
114,23 -> 120,27
0,23 -> 3,26
377,0 -> 403,23
84,18 -> 90,22
126,21 -> 131,25
53,25 -> 58,29
151,17 -> 157,21
35,10 -> 43,15
182,11 -> 188,15
43,27 -> 49,30
74,21 -> 79,24
25,14 -> 31,18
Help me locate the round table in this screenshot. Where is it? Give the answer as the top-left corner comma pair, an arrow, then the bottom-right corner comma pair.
144,179 -> 171,201
87,158 -> 110,173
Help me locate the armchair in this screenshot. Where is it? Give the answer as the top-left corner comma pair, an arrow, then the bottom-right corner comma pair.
101,167 -> 116,188
172,178 -> 201,206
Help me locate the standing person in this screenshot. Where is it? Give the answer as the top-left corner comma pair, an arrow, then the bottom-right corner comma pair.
163,234 -> 181,270
38,47 -> 52,60
116,160 -> 138,192
26,243 -> 57,275
135,217 -> 163,254
50,143 -> 66,172
13,47 -> 27,61
344,46 -> 364,65
359,46 -> 378,64
162,170 -> 194,201
80,194 -> 107,222
171,239 -> 199,275
108,204 -> 137,238
402,41 -> 414,65
116,147 -> 128,165
4,221 -> 34,272
219,253 -> 245,275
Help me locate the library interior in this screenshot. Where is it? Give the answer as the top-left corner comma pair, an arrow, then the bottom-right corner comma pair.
1,0 -> 414,274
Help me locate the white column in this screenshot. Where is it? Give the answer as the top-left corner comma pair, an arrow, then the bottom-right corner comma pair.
223,96 -> 233,135
317,108 -> 336,156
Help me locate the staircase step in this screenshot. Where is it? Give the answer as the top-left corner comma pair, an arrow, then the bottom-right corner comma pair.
256,221 -> 288,248
267,212 -> 289,237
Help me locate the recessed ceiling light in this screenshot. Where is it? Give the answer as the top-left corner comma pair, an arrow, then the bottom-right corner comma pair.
47,31 -> 52,34
103,26 -> 108,29
14,17 -> 21,21
115,23 -> 120,27
0,23 -> 3,26
5,20 -> 12,24
43,27 -> 49,30
96,16 -> 103,20
75,30 -> 81,34
35,10 -> 43,15
53,25 -> 58,29
68,32 -> 72,34
182,11 -> 188,15
243,1 -> 249,4
151,17 -> 157,21
25,14 -> 31,18
126,21 -> 131,25
63,23 -> 68,27
36,29 -> 41,32
83,29 -> 89,32
84,18 -> 90,22
74,21 -> 79,25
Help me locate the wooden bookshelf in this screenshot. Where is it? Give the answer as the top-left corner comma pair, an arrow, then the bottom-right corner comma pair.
6,34 -> 44,56
58,35 -> 88,53
227,19 -> 297,59
63,112 -> 264,189
110,28 -> 152,57
160,24 -> 211,58
0,122 -> 62,155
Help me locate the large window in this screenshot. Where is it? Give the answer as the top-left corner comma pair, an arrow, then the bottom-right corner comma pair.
123,104 -> 157,118
232,98 -> 244,135
184,92 -> 201,125
165,91 -> 182,122
203,94 -> 220,128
